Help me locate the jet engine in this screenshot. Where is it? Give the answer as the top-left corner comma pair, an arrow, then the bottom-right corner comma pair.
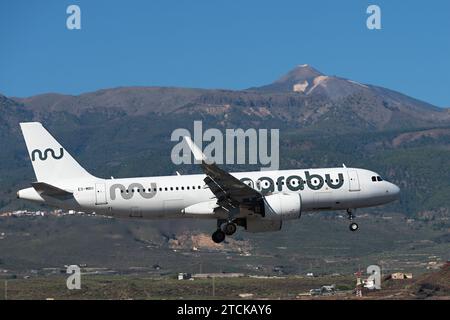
262,193 -> 302,220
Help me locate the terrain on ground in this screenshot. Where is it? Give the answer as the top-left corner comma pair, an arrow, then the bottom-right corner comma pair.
0,214 -> 448,277
1,264 -> 449,300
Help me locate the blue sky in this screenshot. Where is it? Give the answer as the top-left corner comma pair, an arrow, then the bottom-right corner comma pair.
1,0 -> 449,106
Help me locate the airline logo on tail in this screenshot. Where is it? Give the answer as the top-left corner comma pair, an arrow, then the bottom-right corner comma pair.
31,148 -> 65,161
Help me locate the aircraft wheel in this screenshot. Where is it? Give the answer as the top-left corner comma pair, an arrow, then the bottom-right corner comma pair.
349,222 -> 359,232
212,229 -> 226,243
223,222 -> 237,236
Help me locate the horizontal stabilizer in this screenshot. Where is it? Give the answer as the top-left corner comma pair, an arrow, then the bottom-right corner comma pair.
31,182 -> 73,197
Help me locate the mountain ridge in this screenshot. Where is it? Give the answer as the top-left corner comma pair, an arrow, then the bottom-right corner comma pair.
6,65 -> 450,131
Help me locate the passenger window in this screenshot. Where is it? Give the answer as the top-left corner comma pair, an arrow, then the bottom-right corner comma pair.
159,188 -> 162,191
165,187 -> 168,191
170,187 -> 173,191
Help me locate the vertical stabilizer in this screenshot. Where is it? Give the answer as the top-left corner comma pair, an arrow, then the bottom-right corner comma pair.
20,122 -> 94,183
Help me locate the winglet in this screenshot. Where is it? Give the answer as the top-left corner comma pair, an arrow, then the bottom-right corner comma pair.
184,136 -> 210,163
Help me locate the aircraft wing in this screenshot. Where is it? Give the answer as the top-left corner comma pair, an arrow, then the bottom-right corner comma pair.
31,182 -> 73,197
184,137 -> 262,214
202,160 -> 262,209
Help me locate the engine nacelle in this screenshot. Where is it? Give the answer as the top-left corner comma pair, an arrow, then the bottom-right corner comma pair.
263,193 -> 302,220
182,201 -> 218,215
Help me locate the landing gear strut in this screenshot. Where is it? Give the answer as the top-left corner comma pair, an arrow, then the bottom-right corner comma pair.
347,209 -> 359,232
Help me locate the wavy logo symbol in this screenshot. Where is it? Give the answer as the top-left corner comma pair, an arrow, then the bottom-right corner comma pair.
110,183 -> 157,200
31,148 -> 64,161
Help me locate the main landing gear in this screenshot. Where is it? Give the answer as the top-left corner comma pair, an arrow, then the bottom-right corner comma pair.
211,220 -> 238,243
212,229 -> 226,243
223,222 -> 237,236
347,209 -> 359,232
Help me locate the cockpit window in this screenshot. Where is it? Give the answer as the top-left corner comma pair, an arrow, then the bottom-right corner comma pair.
371,176 -> 376,182
377,176 -> 383,181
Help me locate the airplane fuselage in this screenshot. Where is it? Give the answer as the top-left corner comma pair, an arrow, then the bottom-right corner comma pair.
19,167 -> 400,220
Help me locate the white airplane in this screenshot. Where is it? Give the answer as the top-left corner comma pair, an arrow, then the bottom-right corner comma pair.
17,122 -> 400,243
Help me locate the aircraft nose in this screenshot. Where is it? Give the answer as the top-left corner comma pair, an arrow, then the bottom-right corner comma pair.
389,183 -> 400,199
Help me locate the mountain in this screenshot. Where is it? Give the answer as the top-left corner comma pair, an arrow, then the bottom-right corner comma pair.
0,94 -> 33,132
250,64 -> 366,99
11,65 -> 450,132
249,65 -> 448,129
251,64 -> 325,93
1,65 -> 450,217
251,64 -> 436,108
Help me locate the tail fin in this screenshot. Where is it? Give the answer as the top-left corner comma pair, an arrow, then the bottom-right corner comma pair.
20,122 -> 94,183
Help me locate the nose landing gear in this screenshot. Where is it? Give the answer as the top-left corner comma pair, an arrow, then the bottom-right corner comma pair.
349,222 -> 359,231
347,209 -> 359,232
